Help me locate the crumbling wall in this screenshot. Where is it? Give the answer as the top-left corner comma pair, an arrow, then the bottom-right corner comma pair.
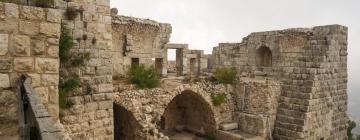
113,82 -> 233,139
0,2 -> 61,137
112,15 -> 171,78
212,25 -> 348,139
234,79 -> 281,137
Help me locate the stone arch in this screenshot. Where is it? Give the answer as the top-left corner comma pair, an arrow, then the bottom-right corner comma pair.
256,46 -> 272,67
161,89 -> 217,135
113,102 -> 145,140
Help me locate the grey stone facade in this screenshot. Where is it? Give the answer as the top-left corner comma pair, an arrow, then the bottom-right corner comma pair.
0,0 -> 348,139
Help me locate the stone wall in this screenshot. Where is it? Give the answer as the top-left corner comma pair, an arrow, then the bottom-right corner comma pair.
58,0 -> 115,139
212,25 -> 348,139
113,81 -> 234,139
112,15 -> 171,77
233,78 -> 281,137
0,2 -> 61,137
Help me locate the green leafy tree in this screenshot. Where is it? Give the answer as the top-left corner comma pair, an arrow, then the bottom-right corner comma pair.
127,64 -> 160,89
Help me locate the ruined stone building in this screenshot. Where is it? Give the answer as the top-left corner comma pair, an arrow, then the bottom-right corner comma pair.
0,0 -> 348,140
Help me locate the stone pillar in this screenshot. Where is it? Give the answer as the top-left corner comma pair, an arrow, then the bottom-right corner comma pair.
59,0 -> 114,139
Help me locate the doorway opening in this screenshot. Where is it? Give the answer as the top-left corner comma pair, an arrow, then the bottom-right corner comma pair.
167,49 -> 183,76
113,104 -> 143,140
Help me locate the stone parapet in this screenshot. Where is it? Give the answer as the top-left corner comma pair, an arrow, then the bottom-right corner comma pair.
18,75 -> 71,140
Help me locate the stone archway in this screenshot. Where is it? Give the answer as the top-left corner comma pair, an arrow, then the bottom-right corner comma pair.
113,103 -> 143,140
161,90 -> 217,136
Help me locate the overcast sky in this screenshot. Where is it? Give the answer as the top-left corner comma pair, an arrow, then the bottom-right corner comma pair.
111,0 -> 360,117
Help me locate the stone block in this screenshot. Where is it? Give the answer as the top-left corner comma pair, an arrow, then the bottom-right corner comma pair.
98,101 -> 112,110
93,93 -> 105,101
85,102 -> 98,113
220,123 -> 238,131
40,22 -> 61,37
0,74 -> 10,88
14,57 -> 34,72
96,0 -> 110,6
103,16 -> 112,24
4,3 -> 18,18
0,34 -> 8,56
47,38 -> 59,45
32,38 -> 45,55
96,110 -> 108,119
0,59 -> 12,72
81,112 -> 95,122
0,19 -> 18,32
69,104 -> 84,115
41,74 -> 59,86
88,58 -> 102,67
46,8 -> 62,23
35,87 -> 48,104
98,84 -> 113,93
19,21 -> 39,35
96,66 -> 112,76
20,6 -> 45,20
47,45 -> 59,58
28,73 -> 41,87
35,58 -> 59,73
54,0 -> 67,9
13,35 -> 31,56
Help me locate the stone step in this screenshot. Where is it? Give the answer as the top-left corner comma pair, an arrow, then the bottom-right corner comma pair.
220,122 -> 239,131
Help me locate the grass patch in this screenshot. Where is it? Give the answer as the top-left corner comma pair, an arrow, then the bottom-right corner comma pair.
214,67 -> 237,84
127,64 -> 160,89
212,93 -> 226,106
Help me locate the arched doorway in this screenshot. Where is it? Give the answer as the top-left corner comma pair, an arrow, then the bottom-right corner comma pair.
161,90 -> 216,137
256,46 -> 272,67
113,103 -> 143,140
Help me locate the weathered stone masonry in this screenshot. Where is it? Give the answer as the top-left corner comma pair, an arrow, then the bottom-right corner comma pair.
212,25 -> 348,139
59,0 -> 115,139
0,2 -> 61,132
0,0 -> 349,139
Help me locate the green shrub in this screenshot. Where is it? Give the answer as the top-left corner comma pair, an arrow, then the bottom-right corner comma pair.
212,93 -> 226,106
348,120 -> 360,140
33,0 -> 54,8
204,132 -> 216,140
59,24 -> 89,109
127,64 -> 160,89
214,67 -> 237,84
